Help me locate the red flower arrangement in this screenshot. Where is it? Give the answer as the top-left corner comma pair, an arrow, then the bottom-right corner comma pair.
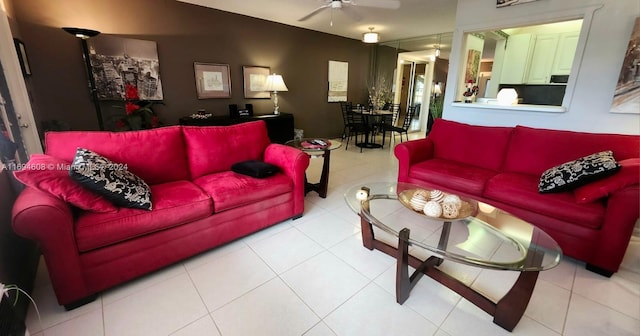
463,80 -> 479,97
115,84 -> 162,131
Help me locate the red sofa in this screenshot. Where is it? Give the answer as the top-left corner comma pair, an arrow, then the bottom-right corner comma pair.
395,119 -> 640,276
11,121 -> 310,308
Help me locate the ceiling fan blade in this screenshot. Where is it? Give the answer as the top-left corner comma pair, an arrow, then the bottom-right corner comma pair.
341,5 -> 363,21
298,4 -> 331,21
352,0 -> 401,9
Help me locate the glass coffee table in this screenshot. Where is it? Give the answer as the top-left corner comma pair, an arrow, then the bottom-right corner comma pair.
344,182 -> 562,332
285,138 -> 341,198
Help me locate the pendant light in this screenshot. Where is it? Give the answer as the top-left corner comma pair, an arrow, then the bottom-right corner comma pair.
363,27 -> 379,43
435,34 -> 441,57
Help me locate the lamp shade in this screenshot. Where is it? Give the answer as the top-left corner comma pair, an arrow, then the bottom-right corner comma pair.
264,74 -> 288,92
62,27 -> 100,39
363,31 -> 379,43
433,83 -> 442,96
497,88 -> 519,105
363,27 -> 379,43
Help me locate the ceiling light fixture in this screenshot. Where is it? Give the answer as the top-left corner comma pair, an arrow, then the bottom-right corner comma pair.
435,33 -> 442,57
363,27 -> 379,43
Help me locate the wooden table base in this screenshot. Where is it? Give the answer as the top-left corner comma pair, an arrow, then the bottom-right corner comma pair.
304,149 -> 331,198
360,215 -> 541,332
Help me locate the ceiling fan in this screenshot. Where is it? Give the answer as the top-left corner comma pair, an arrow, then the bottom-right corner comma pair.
298,0 -> 401,22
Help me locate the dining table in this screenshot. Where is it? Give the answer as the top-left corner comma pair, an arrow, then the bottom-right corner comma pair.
351,109 -> 394,149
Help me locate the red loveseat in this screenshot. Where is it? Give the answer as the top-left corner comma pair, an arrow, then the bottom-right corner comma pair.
11,121 -> 310,308
395,119 -> 640,276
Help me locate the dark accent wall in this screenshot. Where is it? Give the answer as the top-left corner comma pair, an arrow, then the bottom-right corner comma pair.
8,0 -> 372,138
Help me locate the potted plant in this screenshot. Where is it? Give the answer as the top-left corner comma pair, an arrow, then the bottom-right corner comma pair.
427,94 -> 444,134
114,84 -> 163,131
462,80 -> 479,103
367,76 -> 392,111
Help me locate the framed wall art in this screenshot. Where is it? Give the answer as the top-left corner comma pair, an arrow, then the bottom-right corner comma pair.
194,63 -> 232,99
87,36 -> 163,100
243,66 -> 271,99
611,17 -> 640,114
328,60 -> 348,102
464,49 -> 481,83
13,38 -> 31,76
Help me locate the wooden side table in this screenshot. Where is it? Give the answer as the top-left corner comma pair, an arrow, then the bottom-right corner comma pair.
285,138 -> 342,198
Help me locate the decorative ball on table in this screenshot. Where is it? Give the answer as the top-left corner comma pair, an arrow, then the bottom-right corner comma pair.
423,201 -> 443,217
410,189 -> 429,211
442,202 -> 460,219
356,188 -> 369,201
442,194 -> 462,210
430,189 -> 445,203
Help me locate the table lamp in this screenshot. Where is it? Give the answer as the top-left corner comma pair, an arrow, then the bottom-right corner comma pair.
433,83 -> 442,96
264,73 -> 288,115
497,88 -> 519,105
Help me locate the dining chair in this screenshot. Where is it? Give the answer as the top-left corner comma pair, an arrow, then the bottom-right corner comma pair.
340,102 -> 353,139
389,103 -> 401,126
345,109 -> 369,151
380,105 -> 416,148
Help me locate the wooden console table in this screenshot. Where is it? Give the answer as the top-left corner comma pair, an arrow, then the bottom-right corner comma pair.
179,113 -> 294,144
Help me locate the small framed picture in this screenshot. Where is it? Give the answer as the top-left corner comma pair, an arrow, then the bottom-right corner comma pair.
13,38 -> 31,76
194,62 -> 231,99
243,66 -> 271,99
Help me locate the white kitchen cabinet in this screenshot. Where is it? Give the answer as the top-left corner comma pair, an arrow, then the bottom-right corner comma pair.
500,34 -> 534,84
551,31 -> 580,75
527,34 -> 560,84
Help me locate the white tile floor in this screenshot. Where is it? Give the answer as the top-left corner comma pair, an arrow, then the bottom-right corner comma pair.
25,133 -> 640,336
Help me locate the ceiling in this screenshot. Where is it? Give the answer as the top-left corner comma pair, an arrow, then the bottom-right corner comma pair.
176,0 -> 458,46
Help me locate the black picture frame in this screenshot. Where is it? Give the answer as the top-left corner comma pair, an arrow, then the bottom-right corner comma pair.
13,38 -> 31,76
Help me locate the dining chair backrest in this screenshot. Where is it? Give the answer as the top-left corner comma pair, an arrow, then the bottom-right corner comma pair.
389,104 -> 401,126
347,110 -> 365,125
340,102 -> 352,124
401,106 -> 417,131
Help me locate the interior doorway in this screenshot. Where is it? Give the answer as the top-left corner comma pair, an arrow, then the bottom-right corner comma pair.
399,62 -> 426,132
394,52 -> 435,134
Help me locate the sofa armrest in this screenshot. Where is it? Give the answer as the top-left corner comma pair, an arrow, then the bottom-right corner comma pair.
394,138 -> 435,183
588,185 -> 640,273
12,188 -> 90,304
264,144 -> 310,216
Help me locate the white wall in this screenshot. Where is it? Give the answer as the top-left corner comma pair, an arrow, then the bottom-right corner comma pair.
443,0 -> 640,135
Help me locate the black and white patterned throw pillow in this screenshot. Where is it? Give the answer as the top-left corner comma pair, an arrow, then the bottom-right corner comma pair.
538,150 -> 621,193
69,148 -> 152,210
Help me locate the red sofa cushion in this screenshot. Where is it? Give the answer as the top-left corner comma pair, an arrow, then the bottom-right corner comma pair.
428,119 -> 513,172
409,158 -> 498,195
13,154 -> 117,213
503,125 -> 640,176
484,172 -> 605,229
182,121 -> 271,179
194,171 -> 292,212
574,158 -> 640,203
45,126 -> 190,185
75,180 -> 212,252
